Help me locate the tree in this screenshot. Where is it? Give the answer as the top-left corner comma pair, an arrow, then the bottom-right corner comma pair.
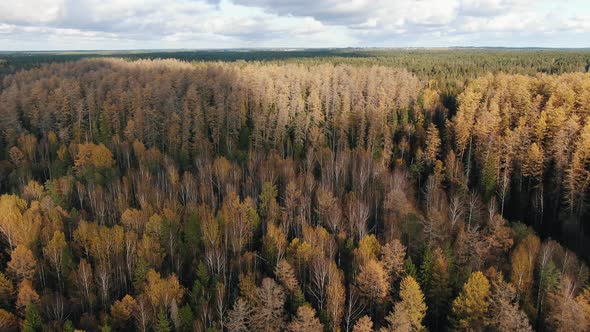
143,270 -> 184,312
352,315 -> 373,332
0,309 -> 18,332
424,123 -> 441,165
226,298 -> 251,332
0,272 -> 14,309
71,258 -> 95,312
111,295 -> 137,330
344,286 -> 365,332
385,276 -> 427,331
427,247 -> 451,329
563,121 -> 590,216
356,259 -> 389,302
153,309 -> 171,332
133,295 -> 152,332
0,194 -> 28,250
487,271 -> 532,332
16,280 -> 40,314
327,269 -> 346,332
451,271 -> 490,330
287,305 -> 323,332
22,302 -> 42,332
259,181 -> 279,222
43,230 -> 69,288
250,278 -> 286,332
546,277 -> 590,331
275,259 -> 300,293
263,223 -> 288,267
74,142 -> 115,171
62,320 -> 74,332
178,304 -> 194,332
577,287 -> 590,331
510,234 -> 540,298
380,239 -> 406,285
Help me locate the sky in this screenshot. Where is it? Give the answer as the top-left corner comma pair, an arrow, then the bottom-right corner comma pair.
0,0 -> 589,50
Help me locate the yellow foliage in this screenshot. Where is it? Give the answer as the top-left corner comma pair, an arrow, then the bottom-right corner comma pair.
356,259 -> 389,301
451,271 -> 490,330
74,142 -> 114,171
144,269 -> 184,310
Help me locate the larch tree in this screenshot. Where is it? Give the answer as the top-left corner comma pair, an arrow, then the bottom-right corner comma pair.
0,309 -> 18,332
352,315 -> 374,332
226,298 -> 251,332
563,121 -> 590,216
451,271 -> 490,330
380,239 -> 406,285
0,272 -> 14,309
424,123 -> 441,165
250,278 -> 286,332
356,259 -> 390,303
15,280 -> 40,314
385,276 -> 427,331
275,259 -> 300,294
287,305 -> 323,332
427,247 -> 451,330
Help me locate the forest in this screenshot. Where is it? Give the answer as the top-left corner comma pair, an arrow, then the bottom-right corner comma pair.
0,50 -> 589,331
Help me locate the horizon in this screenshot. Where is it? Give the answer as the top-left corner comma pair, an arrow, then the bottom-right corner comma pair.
3,46 -> 590,53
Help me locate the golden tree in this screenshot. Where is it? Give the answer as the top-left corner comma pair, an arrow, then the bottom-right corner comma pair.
510,234 -> 540,298
352,315 -> 373,332
43,230 -> 68,287
451,271 -> 490,330
356,259 -> 389,302
385,276 -> 427,331
287,305 -> 323,332
7,245 -> 36,282
0,309 -> 17,332
111,294 -> 137,330
15,280 -> 40,314
143,270 -> 184,312
275,259 -> 300,293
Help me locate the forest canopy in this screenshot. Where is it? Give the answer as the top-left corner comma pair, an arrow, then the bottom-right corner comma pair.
0,53 -> 589,331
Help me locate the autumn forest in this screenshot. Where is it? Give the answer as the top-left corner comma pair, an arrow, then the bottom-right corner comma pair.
0,50 -> 589,332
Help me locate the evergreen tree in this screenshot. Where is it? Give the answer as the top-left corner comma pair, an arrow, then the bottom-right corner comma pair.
427,247 -> 451,330
153,310 -> 171,332
22,302 -> 42,332
178,304 -> 194,332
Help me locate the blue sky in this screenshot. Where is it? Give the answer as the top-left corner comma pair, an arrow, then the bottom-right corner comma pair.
0,0 -> 589,50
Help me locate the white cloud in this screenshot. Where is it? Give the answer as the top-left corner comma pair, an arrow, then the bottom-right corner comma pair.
0,0 -> 64,24
0,0 -> 588,50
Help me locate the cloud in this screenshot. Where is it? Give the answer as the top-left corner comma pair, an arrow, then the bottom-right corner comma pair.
0,0 -> 588,50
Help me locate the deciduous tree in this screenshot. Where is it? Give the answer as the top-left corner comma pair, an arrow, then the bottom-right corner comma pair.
451,271 -> 490,330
